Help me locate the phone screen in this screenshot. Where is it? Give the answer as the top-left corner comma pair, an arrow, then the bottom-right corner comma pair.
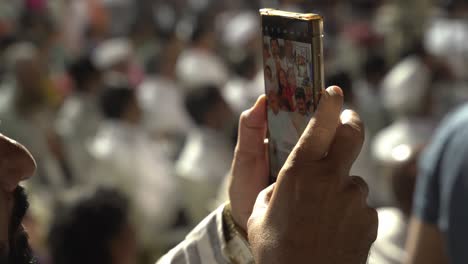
261,11 -> 323,182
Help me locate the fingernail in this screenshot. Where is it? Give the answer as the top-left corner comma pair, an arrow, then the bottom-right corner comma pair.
327,86 -> 343,97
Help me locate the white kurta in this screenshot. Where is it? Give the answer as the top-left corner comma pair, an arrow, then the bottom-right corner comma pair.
137,76 -> 192,136
176,48 -> 229,90
175,128 -> 233,224
88,121 -> 179,247
55,93 -> 102,183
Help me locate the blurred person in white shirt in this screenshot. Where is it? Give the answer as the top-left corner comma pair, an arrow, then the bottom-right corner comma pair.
176,15 -> 229,90
0,42 -> 67,193
93,38 -> 144,88
370,124 -> 431,264
176,85 -> 235,225
266,90 -> 299,177
55,55 -> 103,184
373,48 -> 436,212
137,37 -> 192,160
89,84 -> 179,252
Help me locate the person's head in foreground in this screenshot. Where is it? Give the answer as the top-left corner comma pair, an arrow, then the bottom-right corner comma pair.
48,188 -> 137,264
0,134 -> 36,264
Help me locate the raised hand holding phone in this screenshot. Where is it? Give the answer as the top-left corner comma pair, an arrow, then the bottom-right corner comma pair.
261,9 -> 324,182
248,86 -> 378,264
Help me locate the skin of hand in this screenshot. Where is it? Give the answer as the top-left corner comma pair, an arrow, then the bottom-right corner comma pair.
247,86 -> 378,264
228,95 -> 269,231
0,134 -> 36,257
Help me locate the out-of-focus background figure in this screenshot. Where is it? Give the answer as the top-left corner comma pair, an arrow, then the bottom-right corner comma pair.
0,0 -> 467,263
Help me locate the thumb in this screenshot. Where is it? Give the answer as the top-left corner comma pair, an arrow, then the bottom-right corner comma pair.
235,95 -> 267,156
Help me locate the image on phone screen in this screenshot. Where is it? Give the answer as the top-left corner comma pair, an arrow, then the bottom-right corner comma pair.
263,25 -> 318,181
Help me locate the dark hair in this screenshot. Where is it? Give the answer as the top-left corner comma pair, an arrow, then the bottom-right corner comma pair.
442,0 -> 468,12
295,88 -> 306,101
67,55 -> 100,92
326,71 -> 353,104
184,86 -> 223,125
99,86 -> 135,120
277,68 -> 287,94
190,14 -> 215,44
231,53 -> 257,79
49,188 -> 130,264
363,53 -> 387,79
8,186 -> 35,264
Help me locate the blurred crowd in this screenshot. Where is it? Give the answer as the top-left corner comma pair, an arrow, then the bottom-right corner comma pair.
0,0 -> 467,263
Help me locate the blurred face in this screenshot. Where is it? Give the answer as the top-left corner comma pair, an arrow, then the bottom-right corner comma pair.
271,39 -> 280,57
296,98 -> 307,115
15,58 -> 44,102
279,70 -> 288,87
213,99 -> 235,132
124,97 -> 143,125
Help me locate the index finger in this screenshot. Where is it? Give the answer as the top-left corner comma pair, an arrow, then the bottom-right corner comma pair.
287,86 -> 344,164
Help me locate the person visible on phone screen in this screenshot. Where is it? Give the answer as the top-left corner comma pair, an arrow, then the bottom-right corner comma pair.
279,67 -> 297,112
267,91 -> 299,169
270,38 -> 285,71
264,65 -> 278,93
264,38 -> 278,82
270,37 -> 281,60
297,54 -> 308,78
283,40 -> 296,69
292,88 -> 311,134
277,68 -> 290,111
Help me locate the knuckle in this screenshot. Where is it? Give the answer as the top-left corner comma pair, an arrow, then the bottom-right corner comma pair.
239,110 -> 250,125
338,123 -> 364,143
365,208 -> 379,241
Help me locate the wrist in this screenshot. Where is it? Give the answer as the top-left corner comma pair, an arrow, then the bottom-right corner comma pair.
223,203 -> 248,240
222,203 -> 254,264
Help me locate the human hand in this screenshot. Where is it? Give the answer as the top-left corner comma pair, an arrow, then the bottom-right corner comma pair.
228,96 -> 269,232
248,86 -> 378,264
0,134 -> 36,192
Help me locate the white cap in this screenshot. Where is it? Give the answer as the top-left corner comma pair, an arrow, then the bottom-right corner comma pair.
222,12 -> 259,49
176,49 -> 229,90
93,38 -> 132,70
372,118 -> 434,165
381,56 -> 431,117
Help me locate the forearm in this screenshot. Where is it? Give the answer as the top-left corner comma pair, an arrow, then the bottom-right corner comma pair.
156,205 -> 232,264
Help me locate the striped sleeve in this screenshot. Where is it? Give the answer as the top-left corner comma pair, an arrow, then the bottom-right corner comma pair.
156,205 -> 230,264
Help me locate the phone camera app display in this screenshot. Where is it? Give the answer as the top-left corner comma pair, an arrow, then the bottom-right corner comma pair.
263,35 -> 315,179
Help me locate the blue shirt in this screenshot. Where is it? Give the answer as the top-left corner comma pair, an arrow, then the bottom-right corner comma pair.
413,104 -> 468,264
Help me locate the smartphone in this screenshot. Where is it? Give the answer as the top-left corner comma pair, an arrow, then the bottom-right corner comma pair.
260,9 -> 324,183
